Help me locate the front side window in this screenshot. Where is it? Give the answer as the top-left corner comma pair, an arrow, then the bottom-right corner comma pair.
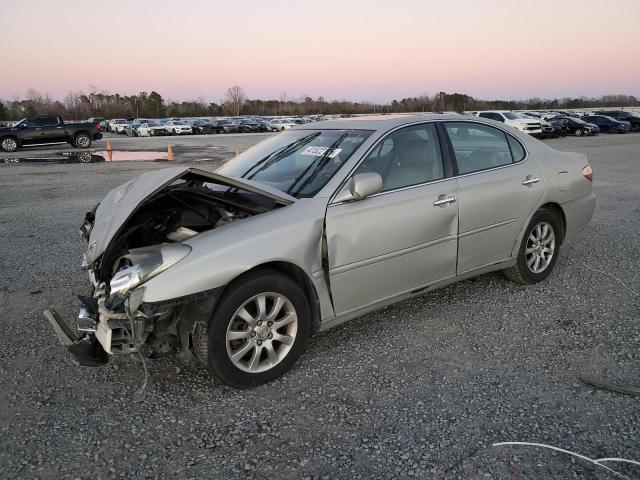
353,123 -> 444,192
444,122 -> 515,174
218,129 -> 372,198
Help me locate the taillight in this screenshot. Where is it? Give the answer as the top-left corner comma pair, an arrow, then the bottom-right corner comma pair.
96,123 -> 101,131
582,165 -> 593,182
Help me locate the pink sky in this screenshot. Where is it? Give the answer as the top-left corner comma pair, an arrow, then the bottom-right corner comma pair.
1,0 -> 639,102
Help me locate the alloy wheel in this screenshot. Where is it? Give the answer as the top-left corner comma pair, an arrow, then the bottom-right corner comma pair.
225,292 -> 298,373
526,222 -> 556,274
76,135 -> 90,148
1,138 -> 18,152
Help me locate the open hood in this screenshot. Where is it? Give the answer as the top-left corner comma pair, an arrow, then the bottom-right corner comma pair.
85,166 -> 296,264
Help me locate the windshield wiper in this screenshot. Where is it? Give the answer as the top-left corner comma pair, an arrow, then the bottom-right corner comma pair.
241,132 -> 322,181
288,132 -> 348,197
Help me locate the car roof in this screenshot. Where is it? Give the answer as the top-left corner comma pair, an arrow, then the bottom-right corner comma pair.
294,114 -> 472,132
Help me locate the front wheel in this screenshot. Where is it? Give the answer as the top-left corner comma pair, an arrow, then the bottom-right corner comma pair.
194,270 -> 311,388
574,129 -> 583,137
0,137 -> 18,152
609,126 -> 618,134
503,210 -> 562,284
74,133 -> 92,149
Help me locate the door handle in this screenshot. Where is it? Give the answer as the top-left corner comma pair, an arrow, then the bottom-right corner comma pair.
522,176 -> 540,186
433,195 -> 457,206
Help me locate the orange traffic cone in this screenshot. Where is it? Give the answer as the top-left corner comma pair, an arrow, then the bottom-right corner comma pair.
107,150 -> 113,162
167,144 -> 174,161
235,149 -> 240,156
106,139 -> 113,151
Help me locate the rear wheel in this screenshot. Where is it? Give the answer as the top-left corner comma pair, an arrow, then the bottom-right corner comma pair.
1,137 -> 19,152
503,209 -> 562,284
195,270 -> 311,388
74,133 -> 91,149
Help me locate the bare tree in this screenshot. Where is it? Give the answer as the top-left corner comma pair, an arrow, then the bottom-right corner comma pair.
224,86 -> 246,116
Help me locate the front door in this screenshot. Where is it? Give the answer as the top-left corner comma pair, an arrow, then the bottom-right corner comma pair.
325,122 -> 459,316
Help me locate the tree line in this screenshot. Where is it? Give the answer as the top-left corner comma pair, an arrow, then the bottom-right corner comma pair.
0,86 -> 638,121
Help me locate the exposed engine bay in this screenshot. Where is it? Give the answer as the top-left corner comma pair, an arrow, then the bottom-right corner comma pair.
57,168 -> 293,366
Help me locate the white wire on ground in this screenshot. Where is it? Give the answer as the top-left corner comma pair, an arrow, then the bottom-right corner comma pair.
581,262 -> 638,297
493,442 -> 640,479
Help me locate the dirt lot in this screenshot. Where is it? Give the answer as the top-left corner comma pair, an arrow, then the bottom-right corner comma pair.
0,132 -> 638,479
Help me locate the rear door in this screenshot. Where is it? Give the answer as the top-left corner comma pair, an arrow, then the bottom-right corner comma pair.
325,122 -> 459,315
39,116 -> 66,142
442,121 -> 544,274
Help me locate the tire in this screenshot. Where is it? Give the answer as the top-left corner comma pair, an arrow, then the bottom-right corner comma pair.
609,126 -> 618,134
574,128 -> 583,137
0,136 -> 19,152
503,209 -> 562,285
195,269 -> 311,388
74,133 -> 92,149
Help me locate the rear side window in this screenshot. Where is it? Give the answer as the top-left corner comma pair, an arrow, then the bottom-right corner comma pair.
354,123 -> 444,192
41,117 -> 59,126
444,122 -> 518,175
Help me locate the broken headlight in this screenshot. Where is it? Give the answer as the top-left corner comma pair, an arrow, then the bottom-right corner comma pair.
110,244 -> 191,295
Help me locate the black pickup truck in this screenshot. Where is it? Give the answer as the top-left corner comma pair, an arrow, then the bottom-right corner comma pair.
0,115 -> 103,152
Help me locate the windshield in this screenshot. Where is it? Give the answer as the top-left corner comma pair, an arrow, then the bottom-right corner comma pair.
147,122 -> 160,127
217,129 -> 372,198
503,112 -> 520,120
571,118 -> 587,125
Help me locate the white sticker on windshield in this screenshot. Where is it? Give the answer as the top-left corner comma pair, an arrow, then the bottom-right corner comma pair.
300,146 -> 343,158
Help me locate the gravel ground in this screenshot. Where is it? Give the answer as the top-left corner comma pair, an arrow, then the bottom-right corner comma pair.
0,132 -> 638,479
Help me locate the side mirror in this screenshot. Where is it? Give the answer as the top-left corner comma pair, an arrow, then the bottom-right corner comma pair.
334,172 -> 383,203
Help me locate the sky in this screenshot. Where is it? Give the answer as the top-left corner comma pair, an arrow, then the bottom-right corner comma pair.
1,0 -> 639,103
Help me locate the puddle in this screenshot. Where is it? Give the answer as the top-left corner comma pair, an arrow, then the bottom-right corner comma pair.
95,151 -> 169,161
2,150 -> 169,165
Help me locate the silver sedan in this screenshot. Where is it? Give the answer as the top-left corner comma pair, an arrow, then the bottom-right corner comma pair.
49,115 -> 595,388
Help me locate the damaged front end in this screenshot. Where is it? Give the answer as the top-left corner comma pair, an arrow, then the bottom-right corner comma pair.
46,167 -> 295,367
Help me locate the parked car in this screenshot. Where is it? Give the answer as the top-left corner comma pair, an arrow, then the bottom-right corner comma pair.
137,122 -> 168,137
581,115 -> 631,134
189,119 -> 215,135
164,120 -> 193,135
270,118 -> 298,131
551,116 -> 599,136
213,119 -> 240,134
125,122 -> 144,136
0,115 -> 102,152
50,115 -> 595,388
520,114 -> 556,138
595,110 -> 640,132
549,118 -> 570,137
256,119 -> 278,132
475,111 -> 542,135
109,119 -> 129,133
235,119 -> 261,133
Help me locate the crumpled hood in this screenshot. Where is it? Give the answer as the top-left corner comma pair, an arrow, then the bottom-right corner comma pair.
85,166 -> 296,264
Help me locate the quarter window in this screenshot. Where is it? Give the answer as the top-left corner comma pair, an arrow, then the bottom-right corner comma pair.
354,123 -> 444,192
444,122 -> 516,174
507,135 -> 526,162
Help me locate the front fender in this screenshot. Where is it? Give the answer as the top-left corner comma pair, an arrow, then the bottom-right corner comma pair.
140,198 -> 328,304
